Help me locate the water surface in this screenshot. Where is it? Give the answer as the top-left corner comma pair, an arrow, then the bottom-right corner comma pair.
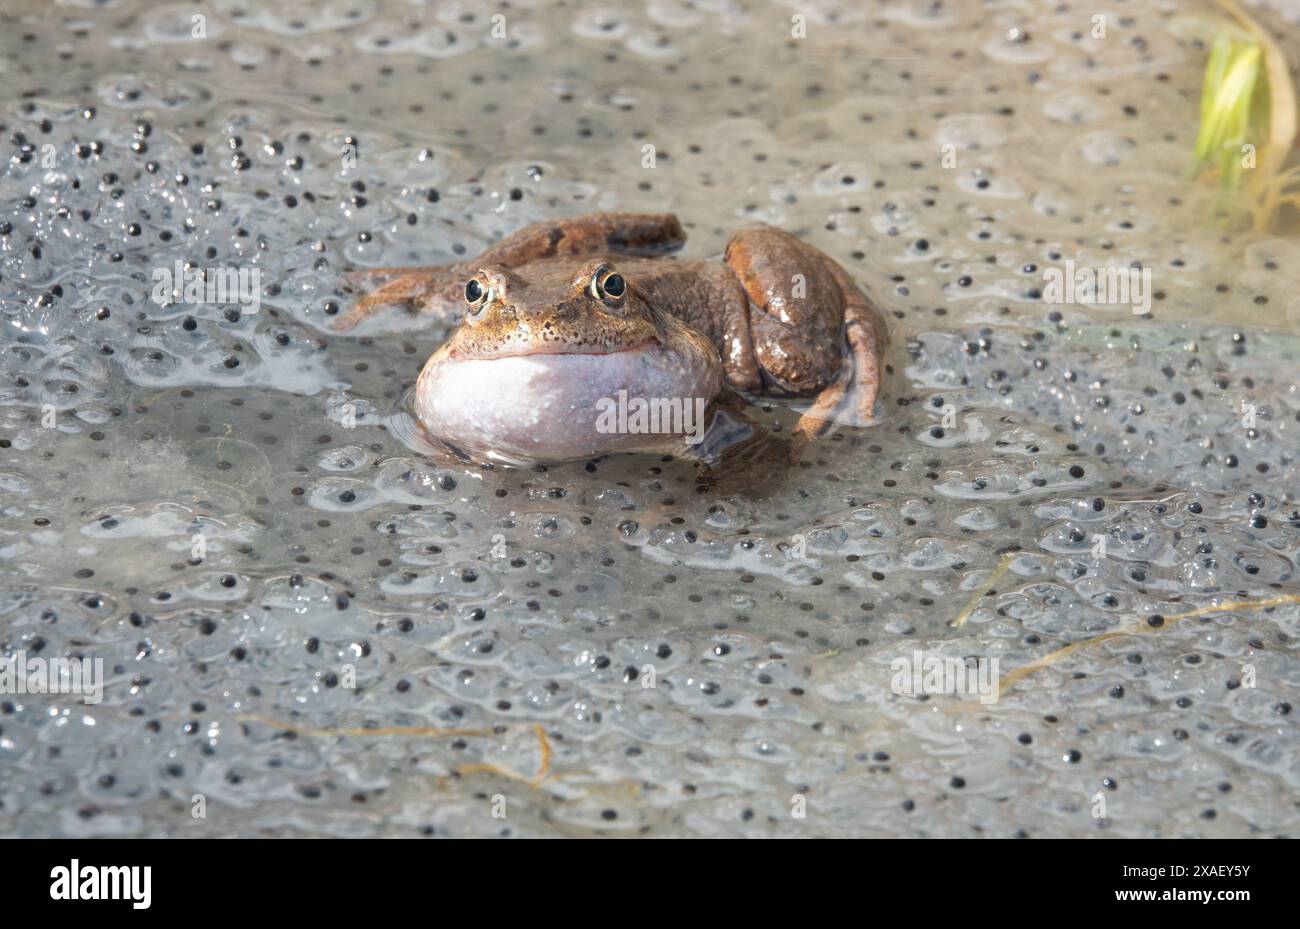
1,0 -> 1298,837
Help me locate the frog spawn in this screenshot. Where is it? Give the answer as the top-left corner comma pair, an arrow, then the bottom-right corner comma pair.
1,0 -> 1299,837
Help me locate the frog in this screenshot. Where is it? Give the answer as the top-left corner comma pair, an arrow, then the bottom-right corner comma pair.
333,212 -> 886,465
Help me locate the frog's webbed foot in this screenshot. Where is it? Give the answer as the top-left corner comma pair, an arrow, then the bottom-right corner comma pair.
683,393 -> 788,496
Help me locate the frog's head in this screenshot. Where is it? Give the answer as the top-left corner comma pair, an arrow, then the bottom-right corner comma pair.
444,258 -> 662,360
414,257 -> 723,465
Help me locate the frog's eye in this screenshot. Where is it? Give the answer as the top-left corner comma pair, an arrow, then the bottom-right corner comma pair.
464,277 -> 489,313
592,268 -> 626,303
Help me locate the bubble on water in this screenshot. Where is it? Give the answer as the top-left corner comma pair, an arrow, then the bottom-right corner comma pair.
1075,131 -> 1139,167
572,8 -> 630,41
982,26 -> 1052,64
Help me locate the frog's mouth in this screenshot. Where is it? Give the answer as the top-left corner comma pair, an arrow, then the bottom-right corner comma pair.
453,337 -> 659,362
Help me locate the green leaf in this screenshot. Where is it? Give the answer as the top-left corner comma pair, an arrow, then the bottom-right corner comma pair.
1193,35 -> 1265,191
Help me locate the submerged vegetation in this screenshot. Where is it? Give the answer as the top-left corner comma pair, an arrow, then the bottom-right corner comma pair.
1194,0 -> 1299,231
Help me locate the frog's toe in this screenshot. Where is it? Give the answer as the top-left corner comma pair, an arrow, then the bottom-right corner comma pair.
788,317 -> 881,460
843,315 -> 882,421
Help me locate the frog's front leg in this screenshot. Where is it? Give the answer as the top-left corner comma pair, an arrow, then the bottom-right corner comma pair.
721,227 -> 886,458
332,212 -> 686,331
